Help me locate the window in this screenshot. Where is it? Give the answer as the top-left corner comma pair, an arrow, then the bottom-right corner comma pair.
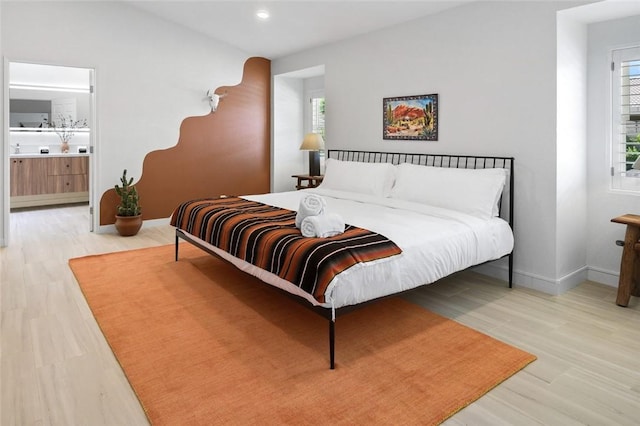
310,95 -> 325,137
612,46 -> 640,191
308,92 -> 325,169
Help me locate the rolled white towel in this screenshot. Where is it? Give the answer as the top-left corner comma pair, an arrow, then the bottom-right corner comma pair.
295,194 -> 327,228
300,213 -> 346,238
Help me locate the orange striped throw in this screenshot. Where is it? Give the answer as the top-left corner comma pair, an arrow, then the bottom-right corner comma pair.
170,197 -> 402,303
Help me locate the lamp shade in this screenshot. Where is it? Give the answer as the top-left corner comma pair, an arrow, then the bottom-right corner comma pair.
299,133 -> 325,151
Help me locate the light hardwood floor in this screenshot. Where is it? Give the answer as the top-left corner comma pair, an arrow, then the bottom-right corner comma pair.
1,204 -> 639,425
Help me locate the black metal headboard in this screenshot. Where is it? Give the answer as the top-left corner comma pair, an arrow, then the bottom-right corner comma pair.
327,149 -> 515,287
327,149 -> 515,231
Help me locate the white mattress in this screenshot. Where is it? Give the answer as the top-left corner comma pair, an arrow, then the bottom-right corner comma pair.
183,188 -> 514,311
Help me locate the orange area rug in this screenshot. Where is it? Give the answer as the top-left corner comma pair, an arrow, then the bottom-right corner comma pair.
69,243 -> 535,425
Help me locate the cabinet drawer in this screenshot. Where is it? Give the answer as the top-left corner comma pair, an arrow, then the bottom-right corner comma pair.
47,174 -> 88,193
48,157 -> 88,175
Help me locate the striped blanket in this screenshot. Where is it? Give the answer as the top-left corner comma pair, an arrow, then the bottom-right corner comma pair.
170,197 -> 402,303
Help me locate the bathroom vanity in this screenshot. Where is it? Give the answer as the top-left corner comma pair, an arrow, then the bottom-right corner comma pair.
10,153 -> 89,208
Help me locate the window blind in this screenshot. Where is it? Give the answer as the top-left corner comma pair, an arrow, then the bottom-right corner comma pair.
612,47 -> 640,191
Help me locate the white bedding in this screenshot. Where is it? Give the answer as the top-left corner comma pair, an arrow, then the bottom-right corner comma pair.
184,188 -> 513,311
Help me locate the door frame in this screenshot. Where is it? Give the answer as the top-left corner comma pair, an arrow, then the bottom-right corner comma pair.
2,59 -> 97,244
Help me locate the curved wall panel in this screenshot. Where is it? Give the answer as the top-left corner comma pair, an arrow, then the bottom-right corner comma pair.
100,57 -> 271,226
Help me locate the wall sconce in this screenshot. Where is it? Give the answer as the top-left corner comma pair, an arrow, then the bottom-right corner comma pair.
299,133 -> 325,176
206,89 -> 226,112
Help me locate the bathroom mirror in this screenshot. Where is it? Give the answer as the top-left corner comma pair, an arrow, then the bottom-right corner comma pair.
9,62 -> 91,131
9,99 -> 50,129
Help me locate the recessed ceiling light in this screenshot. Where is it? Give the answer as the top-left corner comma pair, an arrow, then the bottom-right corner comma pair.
256,9 -> 270,20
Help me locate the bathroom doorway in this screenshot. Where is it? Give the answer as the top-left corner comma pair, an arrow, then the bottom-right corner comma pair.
5,61 -> 96,241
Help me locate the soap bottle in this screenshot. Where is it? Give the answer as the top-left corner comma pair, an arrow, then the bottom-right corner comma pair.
15,143 -> 20,154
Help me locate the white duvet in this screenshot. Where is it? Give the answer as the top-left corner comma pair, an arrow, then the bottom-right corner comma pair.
185,188 -> 514,311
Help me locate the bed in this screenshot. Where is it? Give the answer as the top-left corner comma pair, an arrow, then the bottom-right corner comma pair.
171,150 -> 515,369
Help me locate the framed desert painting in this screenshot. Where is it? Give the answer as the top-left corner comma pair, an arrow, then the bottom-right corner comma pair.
383,93 -> 438,141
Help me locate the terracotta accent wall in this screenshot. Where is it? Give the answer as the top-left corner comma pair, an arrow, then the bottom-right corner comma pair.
100,57 -> 271,226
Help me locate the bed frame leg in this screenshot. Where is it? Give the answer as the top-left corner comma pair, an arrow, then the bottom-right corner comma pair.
329,320 -> 335,370
175,233 -> 179,261
508,253 -> 513,288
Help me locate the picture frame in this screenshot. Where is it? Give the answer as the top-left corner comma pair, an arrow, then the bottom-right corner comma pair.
383,93 -> 438,141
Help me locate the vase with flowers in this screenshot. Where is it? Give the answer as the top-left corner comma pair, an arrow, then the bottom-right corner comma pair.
44,115 -> 88,153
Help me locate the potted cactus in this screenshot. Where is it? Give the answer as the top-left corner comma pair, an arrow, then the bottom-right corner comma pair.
114,169 -> 142,236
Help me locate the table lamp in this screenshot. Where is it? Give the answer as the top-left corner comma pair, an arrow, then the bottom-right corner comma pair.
300,133 -> 325,176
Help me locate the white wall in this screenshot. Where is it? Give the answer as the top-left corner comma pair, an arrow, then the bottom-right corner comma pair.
272,76 -> 304,192
273,1 -> 579,293
556,13 -> 589,291
586,14 -> 640,286
0,1 -> 250,239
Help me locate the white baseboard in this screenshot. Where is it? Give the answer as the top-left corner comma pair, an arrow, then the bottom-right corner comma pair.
142,217 -> 171,227
10,192 -> 89,209
96,217 -> 171,234
473,261 -> 589,296
96,224 -> 114,234
586,267 -> 618,288
472,261 -> 510,283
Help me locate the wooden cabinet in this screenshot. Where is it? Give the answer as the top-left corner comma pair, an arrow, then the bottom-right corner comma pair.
48,175 -> 88,194
10,156 -> 89,208
10,158 -> 48,196
47,157 -> 89,193
47,157 -> 88,177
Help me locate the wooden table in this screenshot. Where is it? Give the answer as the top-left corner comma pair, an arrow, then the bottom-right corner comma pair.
292,174 -> 324,190
611,214 -> 640,306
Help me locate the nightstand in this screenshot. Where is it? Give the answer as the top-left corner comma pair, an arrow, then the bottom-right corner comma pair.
292,174 -> 324,190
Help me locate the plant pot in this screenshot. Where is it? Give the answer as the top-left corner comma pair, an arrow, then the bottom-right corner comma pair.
115,215 -> 142,236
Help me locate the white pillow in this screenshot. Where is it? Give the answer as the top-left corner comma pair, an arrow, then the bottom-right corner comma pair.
389,163 -> 507,219
319,158 -> 397,197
